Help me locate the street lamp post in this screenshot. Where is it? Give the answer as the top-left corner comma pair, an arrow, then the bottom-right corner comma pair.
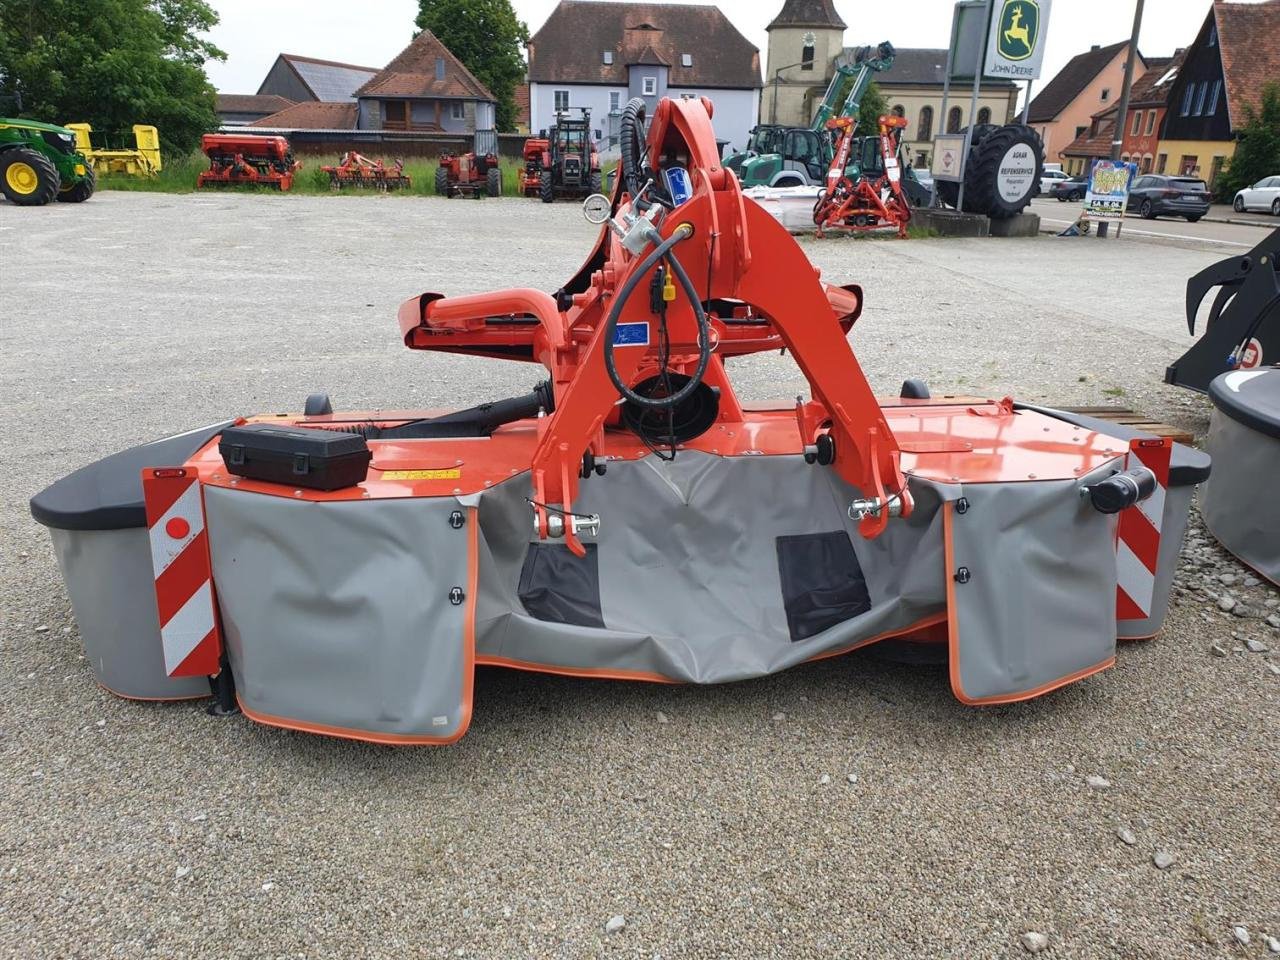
770,60 -> 817,125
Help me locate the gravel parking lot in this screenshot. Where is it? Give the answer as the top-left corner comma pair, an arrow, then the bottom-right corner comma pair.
2,192 -> 1277,959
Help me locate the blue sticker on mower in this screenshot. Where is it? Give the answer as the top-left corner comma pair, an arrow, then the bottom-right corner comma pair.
613,322 -> 650,347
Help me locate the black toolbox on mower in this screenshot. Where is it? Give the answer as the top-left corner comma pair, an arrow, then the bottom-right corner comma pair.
218,423 -> 371,491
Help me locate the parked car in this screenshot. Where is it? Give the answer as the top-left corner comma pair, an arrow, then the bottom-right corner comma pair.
1050,176 -> 1087,201
1232,175 -> 1280,215
1039,169 -> 1071,193
1126,174 -> 1212,222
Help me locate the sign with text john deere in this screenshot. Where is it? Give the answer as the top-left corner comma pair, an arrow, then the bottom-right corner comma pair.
1083,160 -> 1137,220
984,0 -> 1052,80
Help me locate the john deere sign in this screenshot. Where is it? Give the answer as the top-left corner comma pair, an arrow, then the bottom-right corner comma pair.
985,0 -> 1052,79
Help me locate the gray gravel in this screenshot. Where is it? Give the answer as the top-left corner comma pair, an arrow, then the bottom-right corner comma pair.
1,192 -> 1277,958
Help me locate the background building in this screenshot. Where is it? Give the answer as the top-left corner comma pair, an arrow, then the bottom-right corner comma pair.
526,1 -> 762,152
1156,0 -> 1280,190
1026,41 -> 1144,165
764,0 -> 1016,169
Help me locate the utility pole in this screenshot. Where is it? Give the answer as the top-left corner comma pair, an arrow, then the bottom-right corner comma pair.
1098,0 -> 1145,238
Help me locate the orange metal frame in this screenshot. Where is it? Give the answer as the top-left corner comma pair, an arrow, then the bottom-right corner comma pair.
396,96 -> 911,554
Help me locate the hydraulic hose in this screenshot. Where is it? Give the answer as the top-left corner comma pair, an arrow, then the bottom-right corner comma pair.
619,98 -> 647,198
603,224 -> 712,409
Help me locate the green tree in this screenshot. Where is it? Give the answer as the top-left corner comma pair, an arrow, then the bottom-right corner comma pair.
857,81 -> 889,133
0,0 -> 224,154
1218,82 -> 1280,198
416,0 -> 528,133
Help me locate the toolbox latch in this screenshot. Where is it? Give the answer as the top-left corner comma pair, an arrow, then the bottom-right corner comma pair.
292,453 -> 310,475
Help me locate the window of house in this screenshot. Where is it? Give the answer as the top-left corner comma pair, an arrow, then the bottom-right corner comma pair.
1180,154 -> 1197,176
451,101 -> 464,120
435,58 -> 446,82
1131,110 -> 1143,136
609,91 -> 621,113
801,32 -> 815,71
1181,83 -> 1194,116
1207,79 -> 1221,115
1145,111 -> 1156,135
947,106 -> 962,133
642,76 -> 657,96
1156,153 -> 1167,173
603,51 -> 613,65
1194,81 -> 1208,115
554,89 -> 569,111
917,105 -> 933,141
1210,155 -> 1225,189
1208,24 -> 1217,46
1141,154 -> 1153,173
1100,88 -> 1110,102
977,106 -> 991,124
1075,125 -> 1087,139
681,53 -> 692,67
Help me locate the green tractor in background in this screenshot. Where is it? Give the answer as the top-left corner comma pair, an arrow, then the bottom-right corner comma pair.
0,118 -> 97,206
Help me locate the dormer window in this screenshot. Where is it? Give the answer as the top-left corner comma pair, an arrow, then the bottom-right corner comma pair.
603,51 -> 613,65
681,53 -> 692,67
801,31 -> 816,71
1100,88 -> 1110,102
435,57 -> 445,81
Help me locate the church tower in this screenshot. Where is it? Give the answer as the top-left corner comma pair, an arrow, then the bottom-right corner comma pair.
764,0 -> 847,126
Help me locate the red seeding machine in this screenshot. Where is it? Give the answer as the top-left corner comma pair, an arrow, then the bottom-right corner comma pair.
32,96 -> 1208,746
321,151 -> 410,191
196,133 -> 300,191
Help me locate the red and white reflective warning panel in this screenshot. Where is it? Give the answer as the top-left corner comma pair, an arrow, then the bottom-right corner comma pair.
1115,438 -> 1173,622
141,467 -> 222,677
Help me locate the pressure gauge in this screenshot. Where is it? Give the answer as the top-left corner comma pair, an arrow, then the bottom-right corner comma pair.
582,193 -> 612,224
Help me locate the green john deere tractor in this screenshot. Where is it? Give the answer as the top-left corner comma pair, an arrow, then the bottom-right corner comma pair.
0,118 -> 97,206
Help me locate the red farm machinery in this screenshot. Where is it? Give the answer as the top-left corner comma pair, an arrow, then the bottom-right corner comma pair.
321,151 -> 410,191
196,133 -> 300,191
813,113 -> 913,237
435,135 -> 501,198
519,108 -> 602,202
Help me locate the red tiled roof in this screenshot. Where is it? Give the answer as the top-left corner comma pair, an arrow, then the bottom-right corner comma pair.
216,94 -> 295,115
355,30 -> 494,100
767,0 -> 846,31
1062,117 -> 1116,158
250,101 -> 357,129
1214,0 -> 1280,129
1027,41 -> 1136,123
528,2 -> 761,89
514,83 -> 531,129
1125,52 -> 1182,107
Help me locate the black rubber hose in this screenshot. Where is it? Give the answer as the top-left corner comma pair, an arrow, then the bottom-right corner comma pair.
619,98 -> 647,198
602,226 -> 711,410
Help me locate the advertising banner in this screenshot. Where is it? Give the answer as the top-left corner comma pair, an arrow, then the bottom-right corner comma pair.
1083,160 -> 1137,221
985,0 -> 1054,80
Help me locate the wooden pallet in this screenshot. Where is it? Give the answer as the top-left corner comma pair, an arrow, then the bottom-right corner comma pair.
1063,406 -> 1195,445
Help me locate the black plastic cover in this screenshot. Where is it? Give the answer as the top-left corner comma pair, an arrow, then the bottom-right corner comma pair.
29,421 -> 235,531
517,543 -> 606,629
775,531 -> 871,643
218,423 -> 371,491
1208,368 -> 1280,440
1015,403 -> 1211,486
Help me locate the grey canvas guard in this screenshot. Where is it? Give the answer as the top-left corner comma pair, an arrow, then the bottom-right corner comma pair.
1018,402 -> 1210,639
48,527 -> 212,701
1202,387 -> 1280,585
946,463 -> 1121,704
475,452 -> 948,683
204,488 -> 476,741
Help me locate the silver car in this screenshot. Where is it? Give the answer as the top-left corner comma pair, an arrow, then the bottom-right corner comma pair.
1232,175 -> 1280,215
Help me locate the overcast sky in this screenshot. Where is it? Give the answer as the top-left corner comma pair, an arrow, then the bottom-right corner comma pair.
203,0 -> 1225,103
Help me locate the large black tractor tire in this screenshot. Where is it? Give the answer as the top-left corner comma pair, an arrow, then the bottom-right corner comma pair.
57,164 -> 96,203
486,166 -> 501,197
589,170 -> 603,195
962,124 -> 1043,219
434,166 -> 449,197
539,169 -> 554,203
1,148 -> 61,206
936,124 -> 1042,219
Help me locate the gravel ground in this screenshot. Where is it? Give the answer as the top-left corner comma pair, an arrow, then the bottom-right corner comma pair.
1,192 -> 1277,959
